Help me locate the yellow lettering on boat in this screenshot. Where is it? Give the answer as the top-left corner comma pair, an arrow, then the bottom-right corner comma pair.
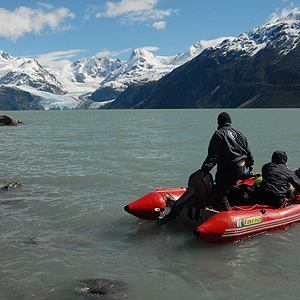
236,216 -> 262,228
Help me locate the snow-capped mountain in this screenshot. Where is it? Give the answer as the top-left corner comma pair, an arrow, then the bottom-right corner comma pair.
0,36 -> 234,109
170,37 -> 233,65
89,38 -> 232,101
36,38 -> 228,108
71,56 -> 123,83
0,50 -> 67,95
1,11 -> 300,109
216,11 -> 300,57
102,39 -> 230,90
95,49 -> 176,92
47,38 -> 227,101
106,11 -> 300,109
49,56 -> 123,92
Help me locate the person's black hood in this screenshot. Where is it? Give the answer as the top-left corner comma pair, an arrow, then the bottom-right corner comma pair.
271,150 -> 288,164
217,112 -> 232,129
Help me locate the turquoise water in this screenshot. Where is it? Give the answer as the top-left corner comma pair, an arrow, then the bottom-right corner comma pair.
1,109 -> 300,300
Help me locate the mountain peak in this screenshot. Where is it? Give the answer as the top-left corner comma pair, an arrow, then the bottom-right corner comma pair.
269,11 -> 300,25
214,10 -> 300,58
129,49 -> 157,61
0,50 -> 12,60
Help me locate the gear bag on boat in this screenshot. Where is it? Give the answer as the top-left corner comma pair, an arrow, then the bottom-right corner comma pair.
228,183 -> 256,206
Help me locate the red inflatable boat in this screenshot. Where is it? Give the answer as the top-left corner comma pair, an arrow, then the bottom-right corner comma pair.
124,175 -> 300,244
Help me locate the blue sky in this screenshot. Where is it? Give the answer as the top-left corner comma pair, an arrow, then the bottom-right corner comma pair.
0,0 -> 299,67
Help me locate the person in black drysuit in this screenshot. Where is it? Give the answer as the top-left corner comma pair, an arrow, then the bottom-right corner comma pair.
157,112 -> 254,225
200,112 -> 254,211
254,151 -> 300,207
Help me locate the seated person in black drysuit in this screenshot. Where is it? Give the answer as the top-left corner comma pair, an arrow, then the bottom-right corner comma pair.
158,112 -> 254,224
253,151 -> 300,207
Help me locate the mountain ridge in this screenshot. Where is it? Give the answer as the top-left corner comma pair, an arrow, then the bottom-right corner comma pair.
1,12 -> 300,109
104,12 -> 300,109
0,37 -> 224,109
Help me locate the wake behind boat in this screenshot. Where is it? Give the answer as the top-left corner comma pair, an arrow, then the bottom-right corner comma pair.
124,174 -> 300,244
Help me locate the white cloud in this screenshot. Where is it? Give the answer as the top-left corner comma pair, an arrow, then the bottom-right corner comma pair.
0,5 -> 75,41
37,3 -> 55,10
95,50 -> 112,58
35,49 -> 85,68
97,0 -> 160,18
267,6 -> 299,23
95,0 -> 179,24
152,21 -> 166,30
96,48 -> 132,58
137,46 -> 160,52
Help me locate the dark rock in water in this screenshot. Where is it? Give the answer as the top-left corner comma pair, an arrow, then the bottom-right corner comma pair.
0,115 -> 23,126
78,278 -> 127,296
0,182 -> 22,191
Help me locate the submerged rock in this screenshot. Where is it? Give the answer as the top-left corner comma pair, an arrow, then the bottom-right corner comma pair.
0,182 -> 22,191
0,115 -> 23,126
78,278 -> 128,296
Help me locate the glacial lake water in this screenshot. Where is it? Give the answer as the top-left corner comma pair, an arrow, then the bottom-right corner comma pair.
1,109 -> 300,300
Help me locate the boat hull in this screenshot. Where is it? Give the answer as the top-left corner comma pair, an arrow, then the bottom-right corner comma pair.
124,177 -> 300,243
194,203 -> 300,243
124,187 -> 186,220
